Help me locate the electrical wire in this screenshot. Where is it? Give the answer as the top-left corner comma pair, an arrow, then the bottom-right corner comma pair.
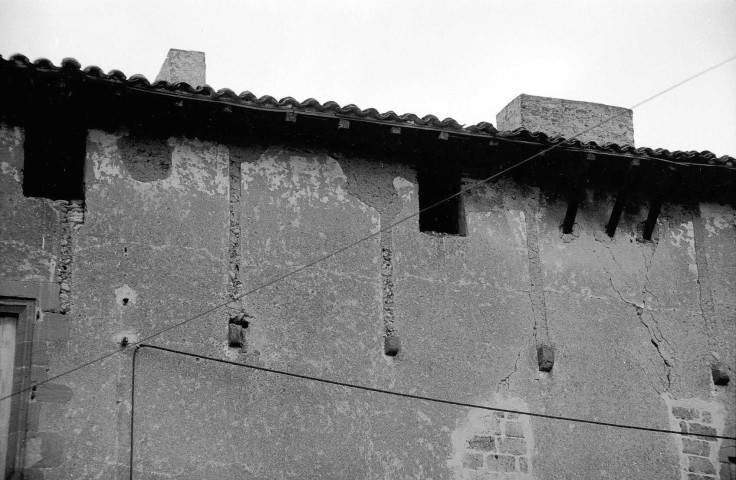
2,53 -> 736,405
129,344 -> 736,442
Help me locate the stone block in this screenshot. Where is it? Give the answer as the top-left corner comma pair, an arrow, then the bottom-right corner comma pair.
672,407 -> 698,420
689,423 -> 717,438
28,432 -> 66,468
155,49 -> 206,88
486,454 -> 515,472
688,474 -> 710,480
0,279 -> 60,312
519,456 -> 529,473
467,435 -> 495,451
34,383 -> 72,403
496,94 -> 635,146
37,313 -> 69,343
499,438 -> 526,456
688,456 -> 716,475
31,343 -> 49,365
22,468 -> 44,480
463,452 -> 483,470
504,421 -> 524,438
720,463 -> 736,480
683,438 -> 710,457
26,401 -> 41,432
719,439 -> 736,462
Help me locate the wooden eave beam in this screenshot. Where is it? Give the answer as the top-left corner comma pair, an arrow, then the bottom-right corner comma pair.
605,159 -> 640,237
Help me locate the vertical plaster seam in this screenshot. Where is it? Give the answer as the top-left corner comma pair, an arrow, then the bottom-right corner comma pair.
691,210 -> 717,351
523,201 -> 550,348
381,229 -> 396,339
54,199 -> 84,314
228,152 -> 243,313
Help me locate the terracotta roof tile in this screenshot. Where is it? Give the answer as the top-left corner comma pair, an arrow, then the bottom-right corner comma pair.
2,53 -> 733,167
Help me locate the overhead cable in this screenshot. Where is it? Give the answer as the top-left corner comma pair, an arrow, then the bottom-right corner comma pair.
2,53 -> 736,404
129,345 -> 736,441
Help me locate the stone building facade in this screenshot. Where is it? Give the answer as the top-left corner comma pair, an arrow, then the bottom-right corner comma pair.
0,49 -> 734,479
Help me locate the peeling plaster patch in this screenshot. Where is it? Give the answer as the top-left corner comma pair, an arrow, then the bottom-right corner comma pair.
89,131 -> 228,197
417,410 -> 433,426
89,130 -> 125,181
0,161 -> 21,183
505,210 -> 528,252
0,124 -> 23,149
669,222 -> 697,275
242,147 -> 367,211
663,395 -> 726,480
242,149 -> 289,192
114,284 -> 138,307
700,203 -> 735,237
169,138 -> 228,196
447,394 -> 535,479
393,176 -> 415,203
214,145 -> 230,195
370,215 -> 380,235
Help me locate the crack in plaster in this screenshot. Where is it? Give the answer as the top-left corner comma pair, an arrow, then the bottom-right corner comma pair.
497,348 -> 522,392
641,244 -> 660,304
523,201 -> 550,350
603,267 -> 673,391
691,212 -> 718,353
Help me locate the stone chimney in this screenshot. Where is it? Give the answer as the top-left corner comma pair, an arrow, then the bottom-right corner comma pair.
496,94 -> 635,147
155,48 -> 206,88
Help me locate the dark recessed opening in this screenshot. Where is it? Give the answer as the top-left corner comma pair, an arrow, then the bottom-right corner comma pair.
122,298 -> 129,306
23,121 -> 87,200
417,160 -> 465,236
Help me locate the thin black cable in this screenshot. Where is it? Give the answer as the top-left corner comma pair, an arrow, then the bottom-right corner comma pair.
131,344 -> 735,441
2,53 -> 735,404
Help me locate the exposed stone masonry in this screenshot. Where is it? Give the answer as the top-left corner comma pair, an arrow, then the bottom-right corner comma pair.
523,200 -> 553,371
668,401 -> 731,480
381,229 -> 398,355
54,199 -> 84,313
228,152 -> 243,307
226,149 -> 249,352
692,211 -> 731,387
452,407 -> 535,479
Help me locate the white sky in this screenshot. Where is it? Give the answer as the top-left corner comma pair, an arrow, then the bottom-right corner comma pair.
1,0 -> 735,156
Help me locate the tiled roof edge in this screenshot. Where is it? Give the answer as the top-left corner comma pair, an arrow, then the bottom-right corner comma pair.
2,54 -> 734,166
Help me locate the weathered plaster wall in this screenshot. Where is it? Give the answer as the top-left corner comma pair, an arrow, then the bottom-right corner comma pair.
0,125 -> 60,283
1,124 -> 75,478
1,125 -> 734,479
